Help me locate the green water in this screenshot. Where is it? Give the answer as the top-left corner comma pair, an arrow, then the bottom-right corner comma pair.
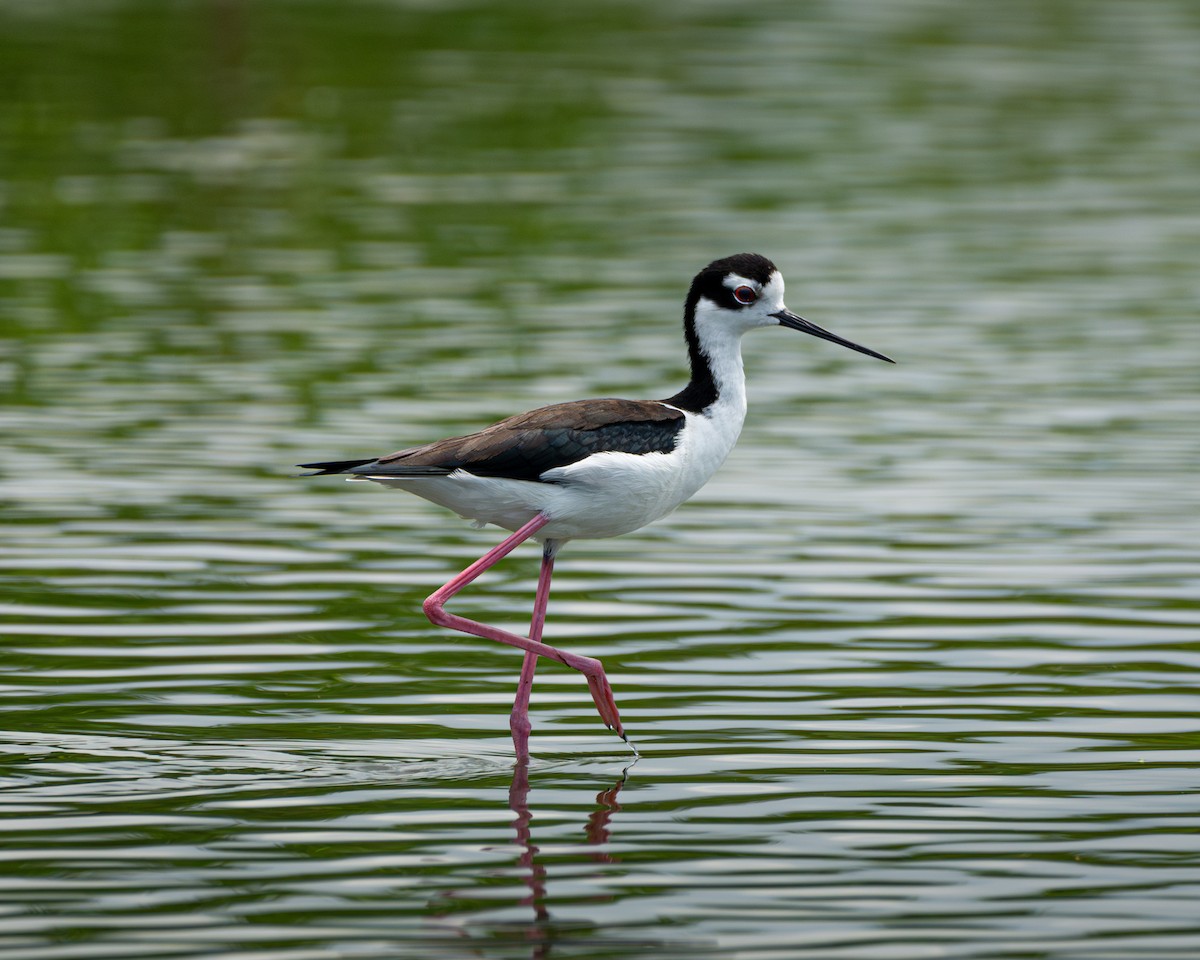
2,1 -> 1199,958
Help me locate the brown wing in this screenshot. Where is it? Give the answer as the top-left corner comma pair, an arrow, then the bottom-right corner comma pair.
356,398 -> 686,482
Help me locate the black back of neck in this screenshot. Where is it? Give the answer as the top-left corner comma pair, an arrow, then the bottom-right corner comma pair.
661,293 -> 719,413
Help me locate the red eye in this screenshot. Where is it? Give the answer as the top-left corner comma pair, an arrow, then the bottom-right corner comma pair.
733,284 -> 757,304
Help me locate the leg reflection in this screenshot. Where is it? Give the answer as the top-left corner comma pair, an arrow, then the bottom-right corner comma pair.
508,754 -> 549,922
507,754 -> 634,939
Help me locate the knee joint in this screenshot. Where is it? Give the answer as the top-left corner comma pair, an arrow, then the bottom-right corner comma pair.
422,594 -> 445,624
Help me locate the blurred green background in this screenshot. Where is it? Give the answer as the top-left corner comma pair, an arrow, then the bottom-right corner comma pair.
2,2 -> 1199,959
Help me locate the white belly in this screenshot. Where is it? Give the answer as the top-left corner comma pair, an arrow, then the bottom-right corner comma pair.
362,404 -> 745,542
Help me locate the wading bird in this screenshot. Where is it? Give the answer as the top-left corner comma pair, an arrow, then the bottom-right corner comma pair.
300,253 -> 892,755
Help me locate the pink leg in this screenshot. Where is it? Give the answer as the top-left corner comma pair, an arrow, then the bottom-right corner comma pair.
509,539 -> 557,754
510,654 -> 538,755
422,514 -> 626,743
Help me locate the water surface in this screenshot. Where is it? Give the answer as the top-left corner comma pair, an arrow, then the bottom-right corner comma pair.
2,1 -> 1199,957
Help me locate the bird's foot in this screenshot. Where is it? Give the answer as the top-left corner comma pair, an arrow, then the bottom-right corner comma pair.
563,654 -> 626,740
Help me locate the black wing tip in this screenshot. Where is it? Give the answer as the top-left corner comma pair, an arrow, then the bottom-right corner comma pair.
296,458 -> 377,476
296,458 -> 459,479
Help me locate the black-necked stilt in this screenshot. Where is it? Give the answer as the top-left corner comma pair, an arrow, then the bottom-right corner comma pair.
300,253 -> 892,755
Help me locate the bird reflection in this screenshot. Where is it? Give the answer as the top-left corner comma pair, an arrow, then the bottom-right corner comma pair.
507,753 -> 631,937
424,754 -> 672,957
508,755 -> 550,925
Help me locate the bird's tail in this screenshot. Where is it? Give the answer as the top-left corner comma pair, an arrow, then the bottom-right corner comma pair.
296,458 -> 376,476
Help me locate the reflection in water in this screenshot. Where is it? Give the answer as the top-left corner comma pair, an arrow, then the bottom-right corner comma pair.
504,759 -> 637,956
428,758 -> 638,958
3,0 -> 1199,957
509,758 -> 551,928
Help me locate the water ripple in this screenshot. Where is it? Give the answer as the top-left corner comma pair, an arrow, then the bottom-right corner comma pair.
3,1 -> 1200,957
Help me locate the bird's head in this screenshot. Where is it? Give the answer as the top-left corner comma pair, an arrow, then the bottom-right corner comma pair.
687,253 -> 894,363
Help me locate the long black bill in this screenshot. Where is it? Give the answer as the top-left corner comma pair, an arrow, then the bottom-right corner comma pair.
771,309 -> 894,363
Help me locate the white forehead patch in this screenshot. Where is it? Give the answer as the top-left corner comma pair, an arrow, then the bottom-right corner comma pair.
722,270 -> 783,295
